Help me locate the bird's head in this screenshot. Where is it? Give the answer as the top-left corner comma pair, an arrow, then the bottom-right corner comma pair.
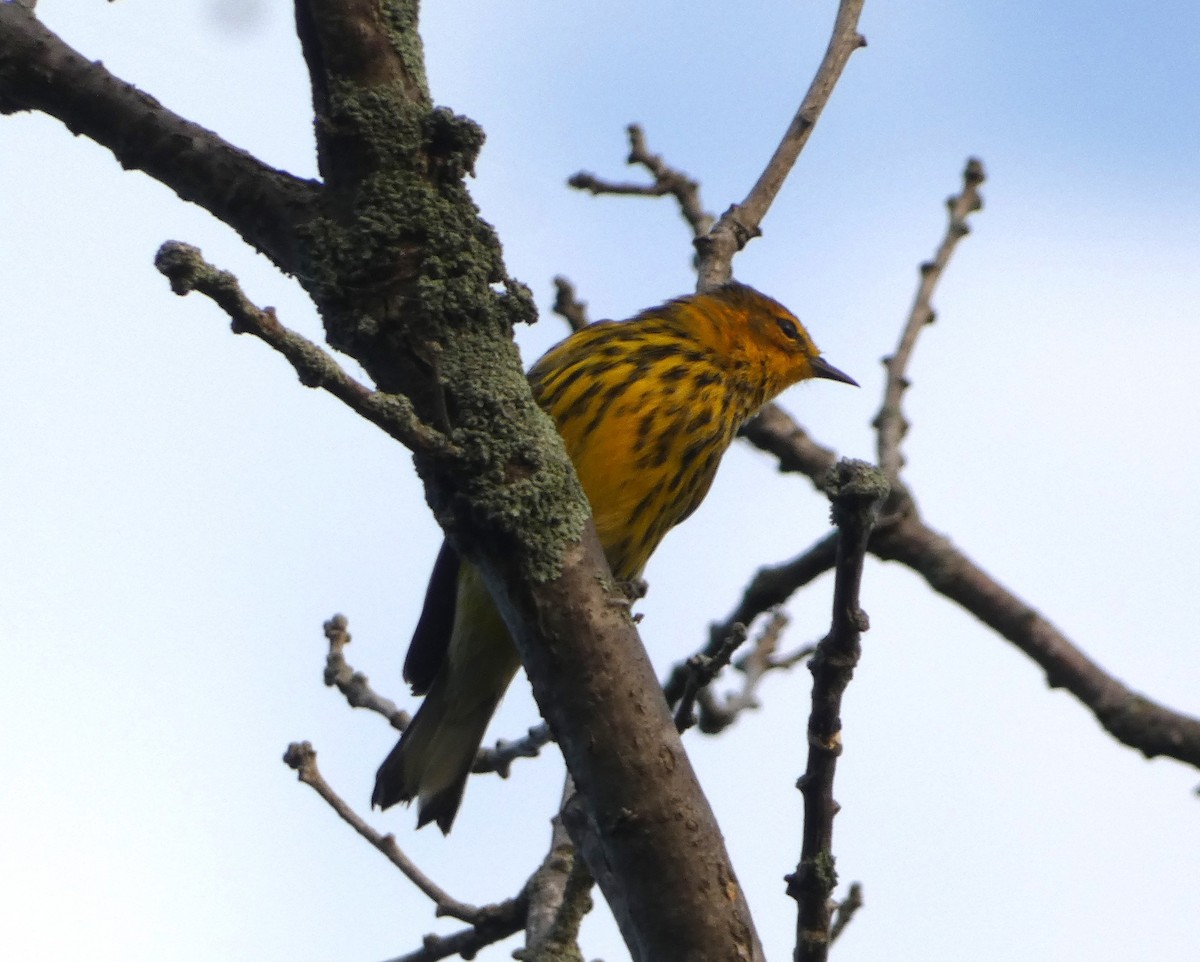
680,282 -> 858,396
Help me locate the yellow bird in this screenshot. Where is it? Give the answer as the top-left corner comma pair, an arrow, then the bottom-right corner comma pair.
373,283 -> 856,831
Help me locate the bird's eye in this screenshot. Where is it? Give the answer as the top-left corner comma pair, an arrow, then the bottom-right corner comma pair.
776,317 -> 802,341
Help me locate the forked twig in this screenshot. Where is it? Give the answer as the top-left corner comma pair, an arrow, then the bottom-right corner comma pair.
569,124 -> 713,239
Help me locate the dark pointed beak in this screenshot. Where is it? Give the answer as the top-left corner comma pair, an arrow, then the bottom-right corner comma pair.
810,355 -> 859,387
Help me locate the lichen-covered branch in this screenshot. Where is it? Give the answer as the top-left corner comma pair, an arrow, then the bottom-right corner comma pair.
519,806 -> 594,962
0,4 -> 317,273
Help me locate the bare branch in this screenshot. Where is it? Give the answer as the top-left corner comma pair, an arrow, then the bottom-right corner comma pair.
746,401 -> 1200,771
695,612 -> 816,734
323,612 -> 553,777
829,882 -> 864,943
788,460 -> 887,962
323,614 -> 410,727
474,723 -> 555,776
875,158 -> 986,481
713,533 -> 839,643
568,124 -> 714,240
153,242 -> 460,459
695,1 -> 867,289
551,277 -> 591,332
739,404 -> 840,490
663,533 -> 833,733
519,802 -> 594,962
378,909 -> 526,962
673,623 -> 748,732
872,510 -> 1200,767
0,5 -> 316,273
282,742 -> 483,923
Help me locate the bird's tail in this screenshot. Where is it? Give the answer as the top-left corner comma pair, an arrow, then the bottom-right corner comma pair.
372,654 -> 517,833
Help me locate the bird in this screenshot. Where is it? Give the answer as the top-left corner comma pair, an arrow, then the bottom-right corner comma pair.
373,282 -> 857,832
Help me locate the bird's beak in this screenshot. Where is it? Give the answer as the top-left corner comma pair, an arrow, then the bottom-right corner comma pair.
810,356 -> 859,387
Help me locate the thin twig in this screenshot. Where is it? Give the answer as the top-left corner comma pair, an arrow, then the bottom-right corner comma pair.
695,0 -> 867,289
871,509 -> 1200,765
745,404 -> 1200,769
788,460 -> 887,962
673,623 -> 748,732
829,882 -> 864,943
281,742 -> 481,922
551,277 -> 590,332
473,724 -> 555,776
154,242 -> 459,459
695,612 -> 816,734
321,614 -> 554,773
377,906 -> 527,962
875,158 -> 985,481
711,533 -> 839,645
568,124 -> 714,239
323,614 -> 410,728
523,789 -> 578,950
518,795 -> 594,962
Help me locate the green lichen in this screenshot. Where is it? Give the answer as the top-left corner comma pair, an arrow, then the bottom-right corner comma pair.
428,325 -> 591,584
290,28 -> 587,585
380,0 -> 429,98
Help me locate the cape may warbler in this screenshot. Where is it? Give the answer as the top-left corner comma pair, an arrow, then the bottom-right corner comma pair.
373,282 -> 856,831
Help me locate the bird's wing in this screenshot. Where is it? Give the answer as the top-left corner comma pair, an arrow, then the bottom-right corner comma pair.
402,539 -> 460,695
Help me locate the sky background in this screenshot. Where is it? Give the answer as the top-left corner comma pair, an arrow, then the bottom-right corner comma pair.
3,1 -> 1200,960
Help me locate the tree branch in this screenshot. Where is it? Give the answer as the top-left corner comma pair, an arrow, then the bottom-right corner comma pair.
322,614 -> 410,727
282,742 -> 484,923
672,623 -> 748,732
551,276 -> 591,332
788,460 -> 887,962
711,533 -> 839,644
695,0 -> 867,289
154,241 -> 460,459
829,882 -> 864,943
568,123 -> 713,239
519,802 -> 594,962
875,158 -> 985,481
739,403 -> 840,490
0,4 -> 317,273
745,404 -> 1200,770
378,919 -> 524,962
872,510 -> 1200,766
695,612 -> 814,735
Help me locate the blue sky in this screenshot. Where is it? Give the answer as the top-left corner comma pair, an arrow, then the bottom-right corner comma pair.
3,2 -> 1199,960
